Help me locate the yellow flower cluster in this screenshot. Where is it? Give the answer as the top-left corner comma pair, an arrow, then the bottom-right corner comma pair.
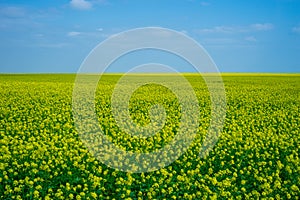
0,74 -> 299,199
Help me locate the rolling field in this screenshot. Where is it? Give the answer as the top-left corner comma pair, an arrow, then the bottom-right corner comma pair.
0,74 -> 299,199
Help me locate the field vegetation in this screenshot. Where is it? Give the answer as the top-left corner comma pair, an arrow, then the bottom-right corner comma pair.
0,74 -> 299,199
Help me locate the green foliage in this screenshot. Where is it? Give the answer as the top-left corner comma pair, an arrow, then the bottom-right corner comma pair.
0,74 -> 299,199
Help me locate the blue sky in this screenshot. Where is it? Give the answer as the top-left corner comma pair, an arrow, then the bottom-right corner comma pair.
0,0 -> 300,73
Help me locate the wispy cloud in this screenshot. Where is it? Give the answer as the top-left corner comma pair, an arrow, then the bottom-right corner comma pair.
187,0 -> 210,5
197,23 -> 274,34
0,6 -> 60,31
67,31 -> 81,36
34,33 -> 44,37
202,37 -> 236,45
250,23 -> 273,31
70,0 -> 92,10
66,29 -> 114,38
198,26 -> 235,34
37,43 -> 69,48
292,25 -> 300,33
200,2 -> 210,6
0,6 -> 26,18
245,36 -> 257,42
0,6 -> 30,30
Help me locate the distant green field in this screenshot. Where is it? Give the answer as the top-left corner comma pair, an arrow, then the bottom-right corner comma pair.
0,74 -> 299,199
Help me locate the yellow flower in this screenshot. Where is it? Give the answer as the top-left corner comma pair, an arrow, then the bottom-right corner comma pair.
35,185 -> 42,190
33,190 -> 39,198
291,185 -> 299,192
14,187 -> 21,192
66,183 -> 71,191
91,192 -> 97,199
45,195 -> 51,200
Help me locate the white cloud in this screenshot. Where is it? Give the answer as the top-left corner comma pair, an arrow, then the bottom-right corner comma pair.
197,23 -> 274,34
198,26 -> 235,34
97,28 -> 103,31
250,23 -> 273,31
245,36 -> 257,42
203,37 -> 236,44
34,33 -> 44,37
0,6 -> 45,30
200,2 -> 210,6
0,6 -> 26,18
292,26 -> 300,33
37,43 -> 69,48
66,30 -> 113,38
70,0 -> 92,10
67,31 -> 81,36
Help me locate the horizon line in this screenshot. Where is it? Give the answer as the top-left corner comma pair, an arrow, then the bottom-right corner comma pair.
1,72 -> 300,76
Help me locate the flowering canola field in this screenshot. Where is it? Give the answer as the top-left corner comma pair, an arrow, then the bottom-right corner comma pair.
0,74 -> 299,199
